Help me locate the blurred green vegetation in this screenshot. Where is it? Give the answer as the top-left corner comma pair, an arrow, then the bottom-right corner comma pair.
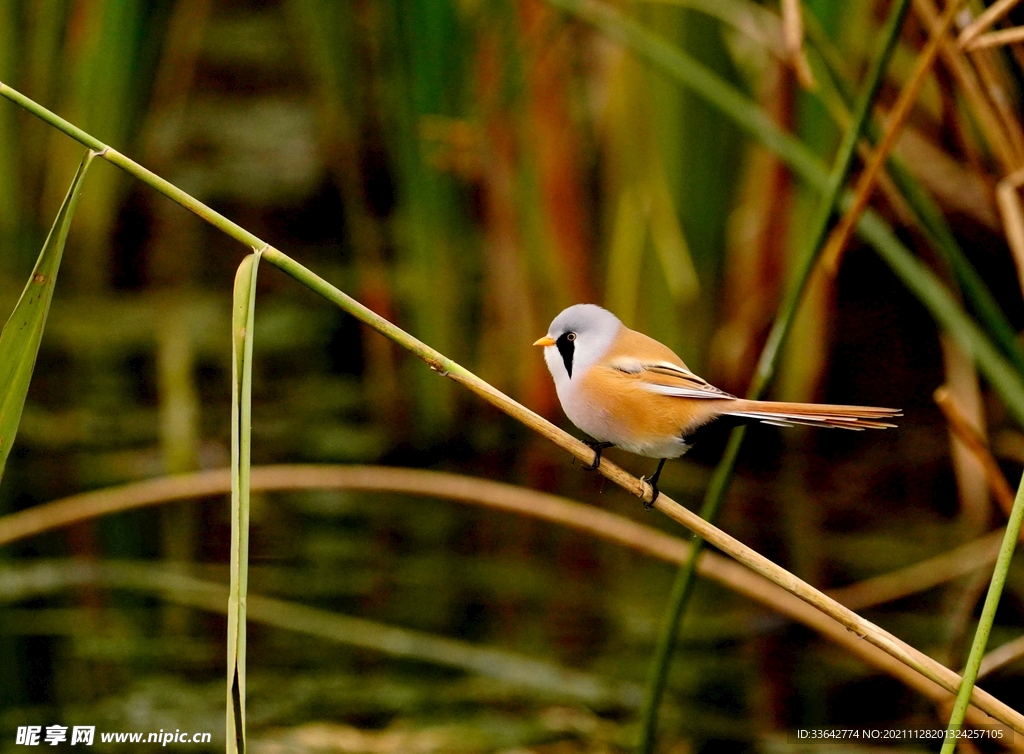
3,0 -> 1024,752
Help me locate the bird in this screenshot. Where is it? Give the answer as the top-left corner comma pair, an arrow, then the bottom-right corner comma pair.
534,304 -> 900,506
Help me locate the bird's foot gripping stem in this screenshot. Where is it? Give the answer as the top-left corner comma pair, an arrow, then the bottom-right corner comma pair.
641,458 -> 667,510
581,441 -> 613,471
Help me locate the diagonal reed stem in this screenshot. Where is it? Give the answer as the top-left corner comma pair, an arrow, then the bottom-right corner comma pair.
634,1 -> 911,749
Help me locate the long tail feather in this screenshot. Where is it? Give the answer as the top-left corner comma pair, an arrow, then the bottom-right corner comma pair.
724,400 -> 901,430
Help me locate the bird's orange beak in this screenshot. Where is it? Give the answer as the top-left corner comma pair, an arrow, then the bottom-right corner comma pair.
533,336 -> 556,347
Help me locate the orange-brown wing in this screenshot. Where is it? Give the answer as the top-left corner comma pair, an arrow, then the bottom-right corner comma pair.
606,356 -> 736,400
598,327 -> 735,400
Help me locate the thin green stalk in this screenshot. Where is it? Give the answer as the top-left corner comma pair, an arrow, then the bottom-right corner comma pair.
940,473 -> 1024,751
635,428 -> 744,750
635,1 -> 911,748
227,252 -> 261,754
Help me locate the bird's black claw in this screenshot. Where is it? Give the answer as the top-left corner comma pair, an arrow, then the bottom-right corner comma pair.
581,441 -> 613,471
642,458 -> 667,510
641,477 -> 660,510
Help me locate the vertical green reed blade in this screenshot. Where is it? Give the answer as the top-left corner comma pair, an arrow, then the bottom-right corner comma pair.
940,470 -> 1024,752
0,150 -> 94,483
228,251 -> 260,754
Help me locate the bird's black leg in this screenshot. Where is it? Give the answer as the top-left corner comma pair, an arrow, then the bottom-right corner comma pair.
581,441 -> 613,471
641,458 -> 667,509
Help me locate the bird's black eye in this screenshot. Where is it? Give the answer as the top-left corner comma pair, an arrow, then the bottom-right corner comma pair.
566,332 -> 576,341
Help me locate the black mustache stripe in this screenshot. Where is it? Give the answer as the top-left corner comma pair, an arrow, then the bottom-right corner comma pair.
556,333 -> 575,378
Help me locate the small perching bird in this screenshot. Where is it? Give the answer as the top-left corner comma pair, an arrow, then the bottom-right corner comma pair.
534,304 -> 900,505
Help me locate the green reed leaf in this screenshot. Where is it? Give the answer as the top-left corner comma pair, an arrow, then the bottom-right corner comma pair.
0,150 -> 94,482
940,470 -> 1024,752
227,251 -> 261,754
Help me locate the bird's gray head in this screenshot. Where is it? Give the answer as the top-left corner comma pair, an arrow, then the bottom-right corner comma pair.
536,304 -> 622,384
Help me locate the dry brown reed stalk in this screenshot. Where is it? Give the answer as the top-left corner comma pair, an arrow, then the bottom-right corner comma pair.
964,26 -> 1024,51
821,0 -> 964,274
961,27 -> 1024,161
893,128 -> 997,228
915,0 -> 1022,170
0,469 -> 233,547
996,168 -> 1024,297
979,633 -> 1024,679
0,464 -> 1015,734
957,0 -> 1023,47
939,338 -> 992,534
935,385 -> 1018,517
